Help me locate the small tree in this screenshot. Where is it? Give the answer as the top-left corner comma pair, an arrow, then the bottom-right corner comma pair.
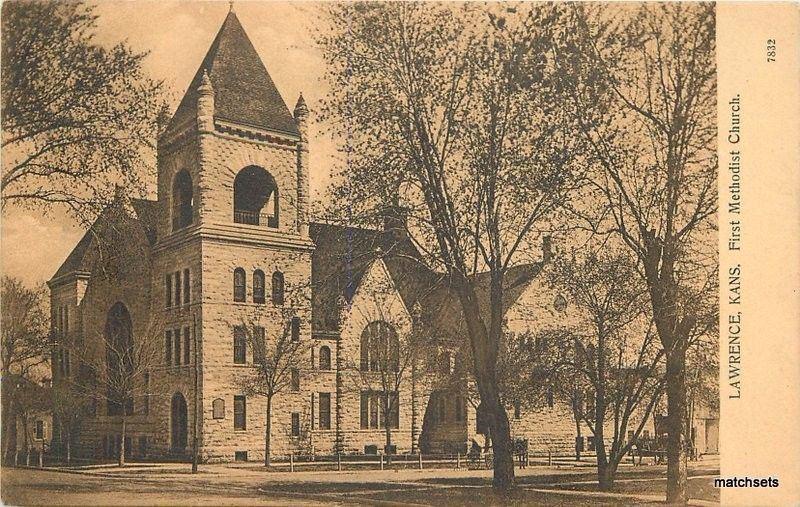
1,0 -> 164,223
545,248 -> 666,490
0,277 -> 49,462
70,313 -> 163,466
51,380 -> 88,464
340,290 -> 431,462
236,311 -> 307,467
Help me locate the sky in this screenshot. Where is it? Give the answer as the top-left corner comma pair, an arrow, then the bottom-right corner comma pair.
1,1 -> 337,287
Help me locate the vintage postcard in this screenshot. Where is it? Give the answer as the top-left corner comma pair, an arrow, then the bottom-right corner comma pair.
0,1 -> 797,505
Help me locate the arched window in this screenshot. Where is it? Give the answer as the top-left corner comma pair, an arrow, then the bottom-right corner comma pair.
172,170 -> 194,231
233,268 -> 246,302
253,270 -> 265,304
319,346 -> 332,370
271,271 -> 284,305
105,302 -> 134,416
359,321 -> 399,372
233,166 -> 278,228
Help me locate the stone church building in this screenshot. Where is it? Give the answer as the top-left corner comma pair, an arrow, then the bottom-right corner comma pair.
48,10 -> 631,462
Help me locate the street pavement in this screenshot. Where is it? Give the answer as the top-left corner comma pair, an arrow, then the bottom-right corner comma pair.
1,456 -> 720,506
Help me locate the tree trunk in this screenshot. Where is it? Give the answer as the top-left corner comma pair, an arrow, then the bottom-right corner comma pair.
264,396 -> 272,467
384,426 -> 393,465
574,416 -> 582,462
66,430 -> 71,465
118,418 -> 126,467
481,381 -> 514,491
666,349 -> 688,504
598,458 -> 619,491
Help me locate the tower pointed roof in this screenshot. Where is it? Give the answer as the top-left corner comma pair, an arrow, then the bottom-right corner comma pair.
167,10 -> 299,136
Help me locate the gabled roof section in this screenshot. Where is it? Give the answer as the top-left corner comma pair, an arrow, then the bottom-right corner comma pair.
309,222 -> 438,334
50,197 -> 159,283
167,11 -> 299,136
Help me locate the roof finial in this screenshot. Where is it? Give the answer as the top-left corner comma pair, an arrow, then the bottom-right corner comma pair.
229,1 -> 235,13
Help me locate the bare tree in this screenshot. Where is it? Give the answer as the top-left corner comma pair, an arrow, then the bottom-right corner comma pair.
1,0 -> 164,224
340,290 -> 432,462
69,313 -> 164,466
553,4 -> 717,501
319,3 -> 588,489
0,277 -> 49,462
544,248 -> 666,490
235,309 -> 308,467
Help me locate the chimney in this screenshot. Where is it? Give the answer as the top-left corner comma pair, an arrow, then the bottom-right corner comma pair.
294,94 -> 310,237
382,204 -> 408,240
542,235 -> 552,263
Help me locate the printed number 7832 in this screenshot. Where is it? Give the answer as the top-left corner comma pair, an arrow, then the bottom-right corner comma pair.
767,39 -> 776,62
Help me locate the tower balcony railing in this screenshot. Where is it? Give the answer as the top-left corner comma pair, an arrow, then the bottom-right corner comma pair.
234,209 -> 278,228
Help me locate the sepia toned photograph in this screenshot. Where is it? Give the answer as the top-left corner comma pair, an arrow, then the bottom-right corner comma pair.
7,0 -> 782,505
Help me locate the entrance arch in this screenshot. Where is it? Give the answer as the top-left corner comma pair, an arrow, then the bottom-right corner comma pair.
170,392 -> 188,454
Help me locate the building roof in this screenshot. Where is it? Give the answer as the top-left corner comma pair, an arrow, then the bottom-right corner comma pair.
166,11 -> 299,136
308,221 -> 542,337
309,222 -> 438,334
50,198 -> 159,283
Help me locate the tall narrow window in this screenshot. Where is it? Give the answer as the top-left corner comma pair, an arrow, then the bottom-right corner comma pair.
437,395 -> 446,423
172,169 -> 194,231
64,307 -> 69,335
165,330 -> 172,365
455,397 -> 465,422
233,268 -> 246,302
253,270 -> 265,304
388,392 -> 399,429
360,392 -> 369,429
174,271 -> 182,307
514,402 -> 521,420
290,368 -> 300,391
64,350 -> 70,377
174,328 -> 182,366
233,395 -> 246,430
369,392 -> 379,429
35,420 -> 44,440
319,393 -> 331,430
165,274 -> 172,308
291,317 -> 300,342
183,268 -> 190,304
271,271 -> 284,305
319,346 -> 331,370
253,326 -> 265,364
233,326 -> 246,364
183,326 -> 190,365
291,412 -> 300,437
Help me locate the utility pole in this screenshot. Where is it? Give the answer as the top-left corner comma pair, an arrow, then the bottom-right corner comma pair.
192,313 -> 199,473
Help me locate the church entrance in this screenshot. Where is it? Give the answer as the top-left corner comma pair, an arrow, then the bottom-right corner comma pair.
171,392 -> 188,455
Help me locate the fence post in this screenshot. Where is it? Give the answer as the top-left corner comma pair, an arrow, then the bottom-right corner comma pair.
456,453 -> 460,469
38,450 -> 43,468
380,454 -> 384,471
548,449 -> 552,467
289,452 -> 294,473
337,453 -> 341,472
26,449 -> 30,467
418,452 -> 422,470
14,451 -> 18,467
